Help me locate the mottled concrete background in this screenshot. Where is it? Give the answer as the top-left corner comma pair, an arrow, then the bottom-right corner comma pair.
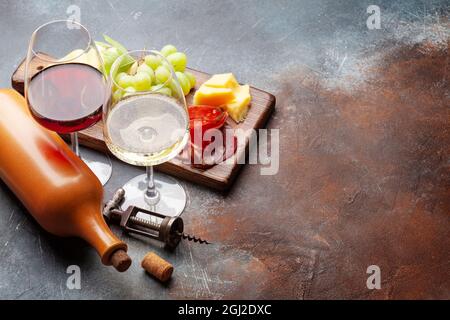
0,0 -> 448,299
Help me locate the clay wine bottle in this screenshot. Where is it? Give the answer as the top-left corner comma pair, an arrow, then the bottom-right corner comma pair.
0,88 -> 131,272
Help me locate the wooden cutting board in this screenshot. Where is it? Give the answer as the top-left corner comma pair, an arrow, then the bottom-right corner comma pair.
11,56 -> 275,191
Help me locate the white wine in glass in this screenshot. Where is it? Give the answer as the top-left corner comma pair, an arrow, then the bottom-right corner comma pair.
104,50 -> 189,216
105,94 -> 189,166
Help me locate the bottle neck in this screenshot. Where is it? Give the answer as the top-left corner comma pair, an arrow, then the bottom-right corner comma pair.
73,204 -> 127,266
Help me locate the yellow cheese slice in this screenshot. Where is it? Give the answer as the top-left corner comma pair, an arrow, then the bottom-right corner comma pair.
225,85 -> 251,122
203,73 -> 239,88
193,86 -> 235,106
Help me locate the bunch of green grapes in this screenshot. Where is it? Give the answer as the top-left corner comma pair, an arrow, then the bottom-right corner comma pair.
157,45 -> 196,96
108,43 -> 196,101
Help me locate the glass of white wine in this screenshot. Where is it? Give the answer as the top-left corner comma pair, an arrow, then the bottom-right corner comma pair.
104,50 -> 190,216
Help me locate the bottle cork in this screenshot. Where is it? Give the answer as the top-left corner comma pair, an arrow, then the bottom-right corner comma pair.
141,252 -> 173,282
110,249 -> 132,272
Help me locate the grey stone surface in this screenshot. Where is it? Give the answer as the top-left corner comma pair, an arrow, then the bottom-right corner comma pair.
0,0 -> 448,299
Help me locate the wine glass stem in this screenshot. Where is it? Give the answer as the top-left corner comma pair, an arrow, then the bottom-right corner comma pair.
145,166 -> 160,206
70,132 -> 80,157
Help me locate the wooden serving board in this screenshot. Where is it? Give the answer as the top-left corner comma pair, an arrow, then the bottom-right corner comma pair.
11,56 -> 275,191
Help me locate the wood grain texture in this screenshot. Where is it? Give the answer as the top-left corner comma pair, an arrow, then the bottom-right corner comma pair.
11,56 -> 275,191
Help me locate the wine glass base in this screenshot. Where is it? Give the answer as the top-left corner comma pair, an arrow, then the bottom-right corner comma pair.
120,172 -> 187,217
80,151 -> 112,186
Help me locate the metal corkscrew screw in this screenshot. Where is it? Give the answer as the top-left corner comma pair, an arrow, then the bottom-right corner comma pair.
177,232 -> 210,244
103,188 -> 210,249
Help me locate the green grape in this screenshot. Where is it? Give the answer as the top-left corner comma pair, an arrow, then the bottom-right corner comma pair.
175,71 -> 191,95
115,72 -> 127,83
137,63 -> 155,83
166,79 -> 184,98
184,71 -> 196,88
123,86 -> 137,97
159,87 -> 172,96
160,44 -> 177,57
166,52 -> 187,72
117,73 -> 134,89
102,35 -> 135,74
102,47 -> 121,76
155,65 -> 171,84
104,35 -> 128,56
144,55 -> 162,70
133,72 -> 152,91
151,85 -> 172,96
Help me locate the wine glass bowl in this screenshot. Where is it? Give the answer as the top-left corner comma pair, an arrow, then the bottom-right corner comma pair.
104,50 -> 190,216
27,62 -> 104,133
106,50 -> 189,167
24,20 -> 112,185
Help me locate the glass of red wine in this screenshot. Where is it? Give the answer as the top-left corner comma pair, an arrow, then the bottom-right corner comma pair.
24,20 -> 112,185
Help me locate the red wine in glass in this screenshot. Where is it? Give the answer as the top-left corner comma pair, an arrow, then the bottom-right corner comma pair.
27,63 -> 105,134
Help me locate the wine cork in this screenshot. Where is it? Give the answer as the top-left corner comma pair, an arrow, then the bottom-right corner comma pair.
141,252 -> 173,282
110,249 -> 132,272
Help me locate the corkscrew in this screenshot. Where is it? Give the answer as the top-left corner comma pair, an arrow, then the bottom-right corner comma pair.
103,188 -> 210,249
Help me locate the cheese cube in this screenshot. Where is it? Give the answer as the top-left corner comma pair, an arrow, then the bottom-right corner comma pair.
225,85 -> 251,122
203,73 -> 239,88
193,86 -> 234,106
